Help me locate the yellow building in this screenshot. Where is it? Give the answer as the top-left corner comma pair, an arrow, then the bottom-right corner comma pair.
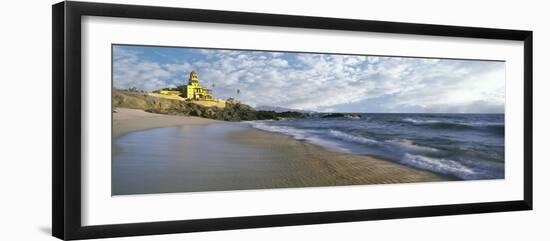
181,71 -> 213,100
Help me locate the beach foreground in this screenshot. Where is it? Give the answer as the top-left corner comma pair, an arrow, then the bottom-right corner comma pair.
112,108 -> 450,195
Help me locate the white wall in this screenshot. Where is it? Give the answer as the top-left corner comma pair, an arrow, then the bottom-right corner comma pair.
0,0 -> 547,240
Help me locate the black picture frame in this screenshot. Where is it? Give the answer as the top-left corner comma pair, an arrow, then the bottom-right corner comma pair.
52,1 -> 533,240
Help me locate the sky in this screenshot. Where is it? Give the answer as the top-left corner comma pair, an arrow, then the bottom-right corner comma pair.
113,44 -> 505,113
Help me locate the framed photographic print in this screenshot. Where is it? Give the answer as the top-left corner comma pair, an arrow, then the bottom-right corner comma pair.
52,1 -> 533,240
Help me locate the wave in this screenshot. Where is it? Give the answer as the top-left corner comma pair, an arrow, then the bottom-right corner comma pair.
385,139 -> 439,153
251,122 -> 440,154
248,122 -> 351,152
402,118 -> 441,124
328,129 -> 378,144
248,121 -> 308,140
323,130 -> 439,155
402,118 -> 504,133
400,153 -> 478,179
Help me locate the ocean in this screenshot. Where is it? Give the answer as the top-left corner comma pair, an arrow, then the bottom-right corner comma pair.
248,113 -> 505,180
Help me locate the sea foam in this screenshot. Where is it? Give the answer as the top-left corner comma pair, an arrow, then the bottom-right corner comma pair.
248,121 -> 307,140
402,118 -> 441,124
248,121 -> 351,152
400,153 -> 477,179
328,129 -> 378,144
385,139 -> 439,153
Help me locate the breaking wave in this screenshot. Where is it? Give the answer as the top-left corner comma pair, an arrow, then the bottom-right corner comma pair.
328,129 -> 378,144
402,117 -> 504,134
248,121 -> 308,140
400,153 -> 479,179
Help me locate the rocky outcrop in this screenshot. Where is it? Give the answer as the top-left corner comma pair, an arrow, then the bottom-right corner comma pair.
113,89 -> 304,121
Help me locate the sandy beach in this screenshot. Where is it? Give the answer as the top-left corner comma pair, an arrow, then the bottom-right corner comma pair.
112,108 -> 223,138
112,108 -> 450,195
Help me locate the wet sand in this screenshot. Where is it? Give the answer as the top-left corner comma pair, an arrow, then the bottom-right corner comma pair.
112,108 -> 450,195
229,129 -> 450,187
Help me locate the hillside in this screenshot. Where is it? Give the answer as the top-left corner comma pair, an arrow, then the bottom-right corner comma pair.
113,89 -> 304,121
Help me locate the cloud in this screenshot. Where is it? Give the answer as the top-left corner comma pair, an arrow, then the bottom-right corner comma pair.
113,45 -> 505,113
113,47 -> 196,90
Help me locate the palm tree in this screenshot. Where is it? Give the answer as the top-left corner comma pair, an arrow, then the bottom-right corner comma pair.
237,89 -> 240,96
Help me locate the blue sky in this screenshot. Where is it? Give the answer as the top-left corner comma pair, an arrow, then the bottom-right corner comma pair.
113,45 -> 505,113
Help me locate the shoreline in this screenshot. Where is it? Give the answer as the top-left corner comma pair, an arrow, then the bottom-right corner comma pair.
229,128 -> 451,187
112,108 -> 451,194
